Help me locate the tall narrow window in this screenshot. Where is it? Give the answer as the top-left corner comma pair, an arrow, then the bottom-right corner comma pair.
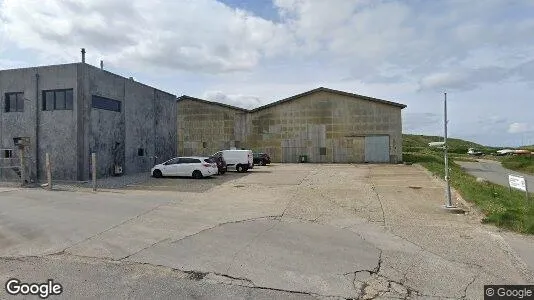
4,92 -> 24,112
3,149 -> 13,158
65,90 -> 73,110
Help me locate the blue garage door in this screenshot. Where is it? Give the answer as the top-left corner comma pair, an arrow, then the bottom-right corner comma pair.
365,135 -> 390,163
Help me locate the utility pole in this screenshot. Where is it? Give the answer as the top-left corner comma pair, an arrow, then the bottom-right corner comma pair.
444,92 -> 455,208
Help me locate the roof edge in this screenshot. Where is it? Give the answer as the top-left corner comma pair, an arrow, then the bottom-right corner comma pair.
177,95 -> 249,112
249,87 -> 407,112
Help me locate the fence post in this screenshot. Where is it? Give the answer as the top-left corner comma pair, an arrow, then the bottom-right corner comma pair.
46,153 -> 52,190
92,153 -> 97,192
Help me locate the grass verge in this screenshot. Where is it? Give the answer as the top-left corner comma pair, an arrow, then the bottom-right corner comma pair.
403,150 -> 534,234
501,155 -> 534,175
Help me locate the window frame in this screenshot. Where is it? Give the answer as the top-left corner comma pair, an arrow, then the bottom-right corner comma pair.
91,95 -> 121,112
3,149 -> 13,158
4,92 -> 24,112
42,89 -> 74,111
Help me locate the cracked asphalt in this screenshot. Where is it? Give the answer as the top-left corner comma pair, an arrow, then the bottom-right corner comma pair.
0,164 -> 533,299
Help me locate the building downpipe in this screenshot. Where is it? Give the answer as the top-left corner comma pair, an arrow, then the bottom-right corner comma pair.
35,72 -> 40,181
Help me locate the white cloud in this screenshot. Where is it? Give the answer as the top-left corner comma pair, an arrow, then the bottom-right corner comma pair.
2,0 -> 534,88
202,91 -> 262,109
508,122 -> 531,134
0,0 -> 292,73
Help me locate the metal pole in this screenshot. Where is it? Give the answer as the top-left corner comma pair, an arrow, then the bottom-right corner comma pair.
46,153 -> 52,190
444,92 -> 453,208
92,153 -> 96,192
19,147 -> 26,186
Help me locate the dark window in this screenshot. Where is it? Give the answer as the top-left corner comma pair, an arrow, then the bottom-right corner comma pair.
191,158 -> 201,163
164,158 -> 180,165
44,91 -> 54,110
4,93 -> 24,112
178,158 -> 190,164
42,89 -> 74,111
3,149 -> 13,158
202,142 -> 207,148
138,148 -> 145,156
92,95 -> 121,112
204,158 -> 215,163
55,90 -> 66,110
320,147 -> 327,155
65,90 -> 73,110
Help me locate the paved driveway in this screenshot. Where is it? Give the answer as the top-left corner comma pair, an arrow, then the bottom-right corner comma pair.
0,164 -> 532,299
456,159 -> 534,190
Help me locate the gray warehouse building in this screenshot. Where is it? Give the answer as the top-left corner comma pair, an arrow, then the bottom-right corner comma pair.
0,61 -> 176,182
177,87 -> 406,164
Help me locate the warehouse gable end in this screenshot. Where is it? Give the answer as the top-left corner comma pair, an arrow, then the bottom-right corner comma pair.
176,87 -> 406,164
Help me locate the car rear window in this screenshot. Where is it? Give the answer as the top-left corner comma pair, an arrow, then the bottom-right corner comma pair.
204,158 -> 215,163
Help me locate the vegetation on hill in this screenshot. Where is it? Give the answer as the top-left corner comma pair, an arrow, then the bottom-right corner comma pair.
403,134 -> 498,154
402,134 -> 534,234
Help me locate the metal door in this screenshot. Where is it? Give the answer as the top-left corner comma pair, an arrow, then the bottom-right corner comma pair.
364,135 -> 390,163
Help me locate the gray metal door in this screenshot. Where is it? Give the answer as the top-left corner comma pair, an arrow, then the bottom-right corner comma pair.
365,135 -> 390,163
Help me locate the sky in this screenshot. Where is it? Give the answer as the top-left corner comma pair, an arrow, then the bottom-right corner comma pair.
0,0 -> 533,147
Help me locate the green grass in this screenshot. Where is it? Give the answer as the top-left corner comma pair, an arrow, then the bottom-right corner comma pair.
501,155 -> 534,175
403,134 -> 499,155
403,140 -> 534,234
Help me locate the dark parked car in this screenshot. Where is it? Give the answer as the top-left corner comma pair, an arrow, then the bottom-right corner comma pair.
209,155 -> 227,174
253,153 -> 271,166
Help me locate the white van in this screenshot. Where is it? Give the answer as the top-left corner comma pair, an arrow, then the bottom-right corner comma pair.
213,150 -> 254,172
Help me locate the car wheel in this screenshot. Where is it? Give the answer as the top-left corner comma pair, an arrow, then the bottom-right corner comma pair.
152,169 -> 163,178
236,165 -> 245,173
192,170 -> 203,179
260,160 -> 266,166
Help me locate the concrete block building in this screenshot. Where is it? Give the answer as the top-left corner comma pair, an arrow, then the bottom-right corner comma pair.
177,96 -> 248,157
177,87 -> 406,163
0,62 -> 176,182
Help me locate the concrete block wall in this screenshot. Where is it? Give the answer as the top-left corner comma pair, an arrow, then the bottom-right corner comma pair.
0,64 -> 79,181
154,89 -> 177,165
1,63 -> 177,182
83,64 -> 177,179
177,90 -> 403,164
249,91 -> 403,163
177,99 -> 246,157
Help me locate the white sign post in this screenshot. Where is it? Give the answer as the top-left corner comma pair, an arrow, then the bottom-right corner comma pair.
508,174 -> 529,202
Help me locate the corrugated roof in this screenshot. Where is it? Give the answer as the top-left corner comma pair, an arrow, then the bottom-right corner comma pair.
249,87 -> 407,112
177,87 -> 407,112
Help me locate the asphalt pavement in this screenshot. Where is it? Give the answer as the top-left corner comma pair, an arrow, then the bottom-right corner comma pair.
0,164 -> 533,299
456,159 -> 534,190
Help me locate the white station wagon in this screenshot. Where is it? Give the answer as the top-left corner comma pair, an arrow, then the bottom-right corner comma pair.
151,156 -> 218,179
